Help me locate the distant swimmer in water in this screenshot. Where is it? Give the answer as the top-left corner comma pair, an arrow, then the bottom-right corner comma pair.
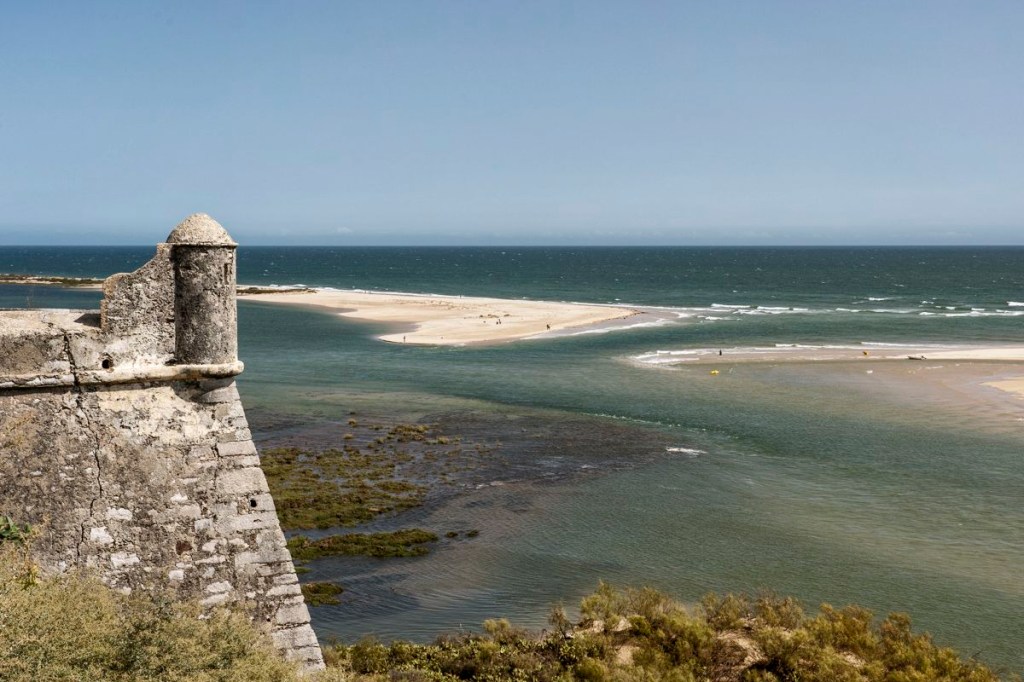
718,350 -> 722,356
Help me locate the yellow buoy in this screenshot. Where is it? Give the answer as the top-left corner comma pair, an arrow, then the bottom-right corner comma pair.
710,369 -> 720,375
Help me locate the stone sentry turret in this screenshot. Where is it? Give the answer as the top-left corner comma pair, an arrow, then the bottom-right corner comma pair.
169,214 -> 239,365
91,213 -> 245,381
0,214 -> 324,670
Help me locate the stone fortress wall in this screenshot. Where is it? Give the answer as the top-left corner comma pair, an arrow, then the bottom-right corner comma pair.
0,214 -> 324,669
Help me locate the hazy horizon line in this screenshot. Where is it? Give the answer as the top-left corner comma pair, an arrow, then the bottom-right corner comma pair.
3,243 -> 1023,249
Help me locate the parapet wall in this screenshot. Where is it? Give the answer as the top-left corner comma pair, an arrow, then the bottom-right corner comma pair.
0,214 -> 323,669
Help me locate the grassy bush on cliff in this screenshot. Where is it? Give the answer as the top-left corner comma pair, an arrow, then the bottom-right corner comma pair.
324,583 -> 1011,682
0,544 -> 348,682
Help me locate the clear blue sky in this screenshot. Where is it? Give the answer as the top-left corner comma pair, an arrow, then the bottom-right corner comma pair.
1,1 -> 1021,245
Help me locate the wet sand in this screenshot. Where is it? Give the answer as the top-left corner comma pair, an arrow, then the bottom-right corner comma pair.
632,343 -> 1024,430
982,377 -> 1024,400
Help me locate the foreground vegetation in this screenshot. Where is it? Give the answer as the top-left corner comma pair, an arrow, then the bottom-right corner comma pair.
1,536 -> 1011,682
328,583 -> 1011,682
0,544 -> 339,682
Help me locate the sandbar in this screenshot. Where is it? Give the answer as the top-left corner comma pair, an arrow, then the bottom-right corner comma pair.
631,343 -> 1024,403
0,275 -> 102,288
633,344 -> 1024,365
239,288 -> 643,346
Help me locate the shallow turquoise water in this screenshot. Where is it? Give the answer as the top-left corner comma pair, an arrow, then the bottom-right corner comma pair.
3,246 -> 1022,670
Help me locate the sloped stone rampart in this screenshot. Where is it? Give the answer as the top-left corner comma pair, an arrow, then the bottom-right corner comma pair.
0,214 -> 324,670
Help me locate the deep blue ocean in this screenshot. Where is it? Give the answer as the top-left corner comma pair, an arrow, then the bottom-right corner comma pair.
2,246 -> 1022,671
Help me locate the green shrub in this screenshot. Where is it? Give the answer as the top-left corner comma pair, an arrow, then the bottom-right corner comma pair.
323,584 -> 1009,682
0,545 -> 304,682
349,638 -> 392,674
580,580 -> 628,628
754,592 -> 804,630
0,549 -> 1008,682
700,592 -> 750,632
805,602 -> 878,658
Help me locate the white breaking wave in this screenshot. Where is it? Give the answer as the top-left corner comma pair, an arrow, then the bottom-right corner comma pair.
632,349 -> 703,364
559,317 -> 678,336
859,341 -> 953,348
774,343 -> 865,350
740,306 -> 812,315
666,447 -> 706,456
246,282 -> 313,290
619,303 -> 968,321
943,310 -> 1024,317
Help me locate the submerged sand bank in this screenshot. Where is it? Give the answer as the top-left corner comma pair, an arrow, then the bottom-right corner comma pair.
239,288 -> 643,345
634,344 -> 1024,365
632,343 -> 1024,401
982,377 -> 1024,400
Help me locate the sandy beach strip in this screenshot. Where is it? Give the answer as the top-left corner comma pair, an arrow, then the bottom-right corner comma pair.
239,288 -> 644,346
0,275 -> 102,288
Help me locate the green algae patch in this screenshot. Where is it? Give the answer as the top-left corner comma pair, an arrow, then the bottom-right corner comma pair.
261,421 -> 497,532
288,529 -> 439,560
261,445 -> 426,530
301,581 -> 344,607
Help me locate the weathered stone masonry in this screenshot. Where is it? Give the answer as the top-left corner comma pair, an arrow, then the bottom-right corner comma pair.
0,214 -> 324,669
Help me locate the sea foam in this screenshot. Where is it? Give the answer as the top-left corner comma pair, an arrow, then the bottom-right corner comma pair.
666,447 -> 706,456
